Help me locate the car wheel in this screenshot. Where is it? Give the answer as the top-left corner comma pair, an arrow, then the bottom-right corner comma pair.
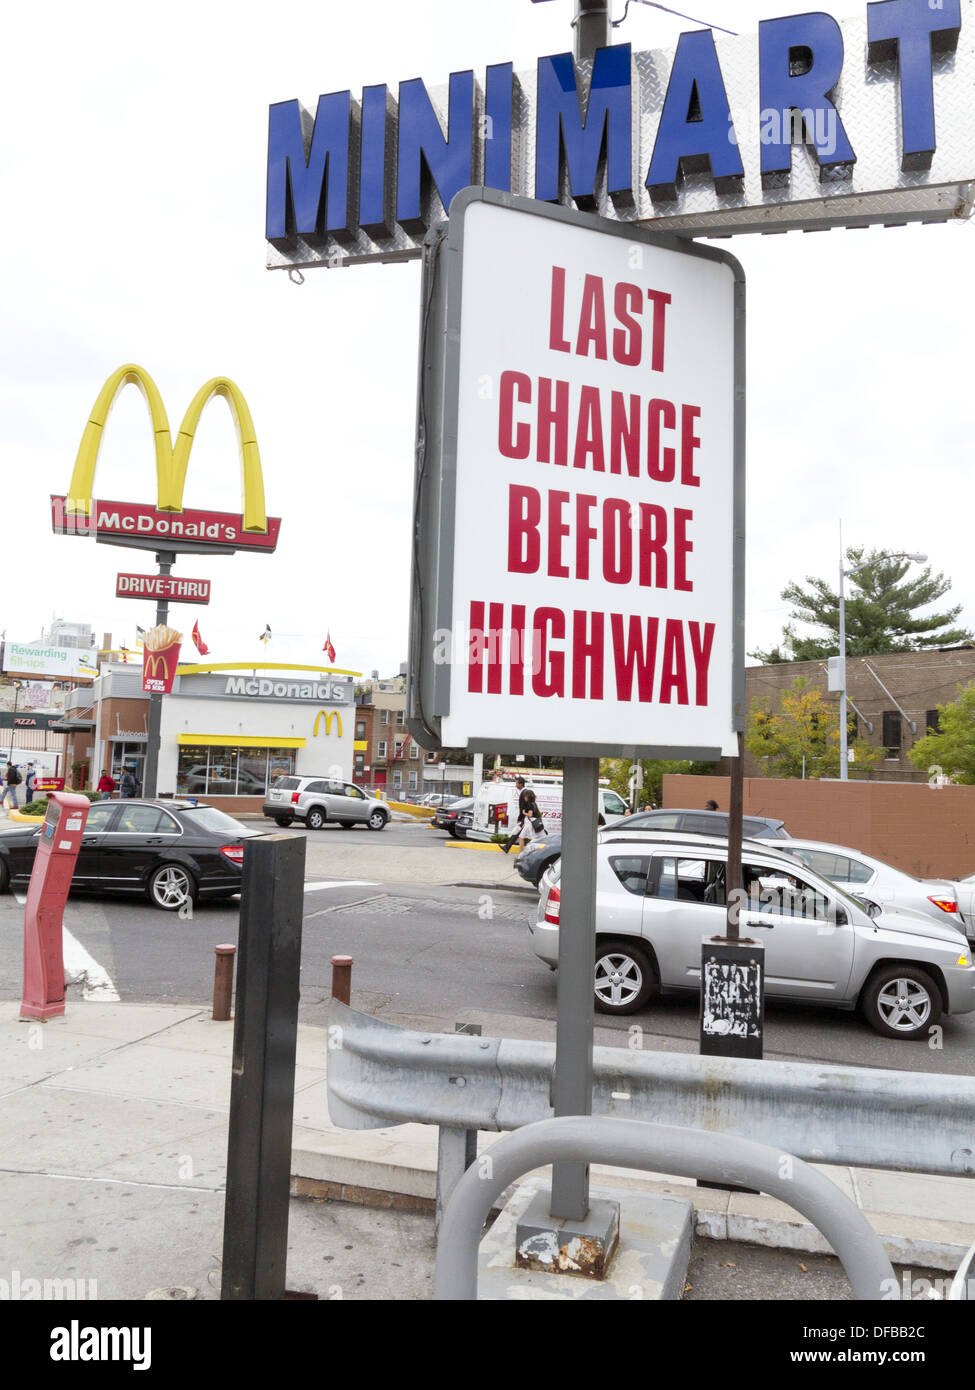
447,826 -> 458,838
368,810 -> 388,831
863,964 -> 942,1040
148,863 -> 197,912
306,807 -> 326,831
0,858 -> 8,893
273,817 -> 294,828
339,821 -> 355,829
594,940 -> 656,1016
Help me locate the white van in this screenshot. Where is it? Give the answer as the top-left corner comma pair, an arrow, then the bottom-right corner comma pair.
469,777 -> 629,841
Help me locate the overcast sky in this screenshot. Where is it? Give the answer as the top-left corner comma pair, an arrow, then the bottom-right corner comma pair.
3,0 -> 972,681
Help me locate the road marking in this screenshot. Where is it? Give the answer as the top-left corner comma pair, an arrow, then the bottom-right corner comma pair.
13,892 -> 26,905
304,880 -> 376,892
63,927 -> 120,1002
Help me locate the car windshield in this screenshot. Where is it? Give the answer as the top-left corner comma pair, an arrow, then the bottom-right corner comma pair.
180,807 -> 249,837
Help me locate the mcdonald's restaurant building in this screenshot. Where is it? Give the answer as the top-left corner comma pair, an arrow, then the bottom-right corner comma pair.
61,662 -> 356,813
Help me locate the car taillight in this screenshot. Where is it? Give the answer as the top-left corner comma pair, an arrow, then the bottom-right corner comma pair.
291,792 -> 300,804
544,885 -> 561,925
928,895 -> 959,914
221,845 -> 245,866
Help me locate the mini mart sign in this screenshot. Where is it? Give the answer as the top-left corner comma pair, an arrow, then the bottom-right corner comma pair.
267,0 -> 974,269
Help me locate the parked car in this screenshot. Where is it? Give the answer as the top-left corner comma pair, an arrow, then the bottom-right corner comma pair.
263,776 -> 389,830
422,792 -> 456,807
530,831 -> 974,1039
0,799 -> 256,911
515,834 -> 563,887
947,871 -> 975,935
517,808 -> 791,889
432,797 -> 474,838
614,808 -> 790,839
757,838 -> 966,937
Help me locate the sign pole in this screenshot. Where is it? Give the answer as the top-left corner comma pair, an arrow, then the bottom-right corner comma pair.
142,549 -> 175,798
545,0 -> 613,1228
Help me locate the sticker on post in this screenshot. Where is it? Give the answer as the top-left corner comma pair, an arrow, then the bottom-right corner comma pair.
57,840 -> 73,851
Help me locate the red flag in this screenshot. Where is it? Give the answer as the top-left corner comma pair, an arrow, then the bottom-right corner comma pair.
323,631 -> 336,663
192,621 -> 210,656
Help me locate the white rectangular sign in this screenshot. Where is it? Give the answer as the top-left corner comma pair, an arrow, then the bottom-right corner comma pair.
1,642 -> 97,681
414,192 -> 743,758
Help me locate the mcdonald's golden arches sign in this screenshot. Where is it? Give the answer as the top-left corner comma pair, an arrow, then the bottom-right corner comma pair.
51,364 -> 281,555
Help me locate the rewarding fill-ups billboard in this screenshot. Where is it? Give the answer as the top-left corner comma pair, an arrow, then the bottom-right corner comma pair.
408,190 -> 744,761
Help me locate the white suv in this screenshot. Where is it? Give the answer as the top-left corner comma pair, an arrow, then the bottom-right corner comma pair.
263,777 -> 389,831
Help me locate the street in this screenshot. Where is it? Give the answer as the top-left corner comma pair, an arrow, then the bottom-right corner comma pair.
2,819 -> 974,1075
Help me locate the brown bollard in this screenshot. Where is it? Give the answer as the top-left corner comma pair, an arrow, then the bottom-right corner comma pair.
331,955 -> 354,1006
213,944 -> 237,1021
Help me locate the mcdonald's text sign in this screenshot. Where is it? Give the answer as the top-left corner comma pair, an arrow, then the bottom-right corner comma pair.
55,365 -> 280,556
52,497 -> 280,556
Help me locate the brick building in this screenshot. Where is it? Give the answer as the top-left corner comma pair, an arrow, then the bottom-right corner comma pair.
352,674 -> 476,799
744,647 -> 975,783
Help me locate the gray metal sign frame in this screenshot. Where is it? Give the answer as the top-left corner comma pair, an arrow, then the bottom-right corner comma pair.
407,186 -> 745,760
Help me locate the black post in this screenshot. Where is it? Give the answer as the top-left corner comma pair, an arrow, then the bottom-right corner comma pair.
221,833 -> 306,1299
142,549 -> 175,798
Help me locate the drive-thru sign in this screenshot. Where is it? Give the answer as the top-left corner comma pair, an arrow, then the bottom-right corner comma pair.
408,189 -> 743,760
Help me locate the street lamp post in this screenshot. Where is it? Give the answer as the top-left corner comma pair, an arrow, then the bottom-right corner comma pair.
838,549 -> 926,781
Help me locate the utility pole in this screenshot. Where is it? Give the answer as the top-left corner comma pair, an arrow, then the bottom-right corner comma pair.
142,549 -> 175,798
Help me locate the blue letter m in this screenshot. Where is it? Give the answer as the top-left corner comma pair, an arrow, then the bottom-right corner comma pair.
535,45 -> 633,209
266,93 -> 355,249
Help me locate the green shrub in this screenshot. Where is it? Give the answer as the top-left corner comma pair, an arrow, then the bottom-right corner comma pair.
19,801 -> 48,816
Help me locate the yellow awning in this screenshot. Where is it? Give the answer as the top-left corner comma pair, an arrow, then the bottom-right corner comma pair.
177,734 -> 306,748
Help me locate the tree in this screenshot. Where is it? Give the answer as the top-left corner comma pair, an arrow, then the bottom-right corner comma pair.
745,676 -> 885,779
750,549 -> 972,664
599,757 -> 718,807
908,682 -> 975,784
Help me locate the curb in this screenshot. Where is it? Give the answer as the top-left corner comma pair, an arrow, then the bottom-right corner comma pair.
290,1145 -> 974,1272
444,840 -> 517,853
8,809 -> 44,823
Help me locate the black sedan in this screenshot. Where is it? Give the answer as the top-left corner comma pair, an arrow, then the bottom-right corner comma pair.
432,797 -> 474,838
0,799 -> 258,911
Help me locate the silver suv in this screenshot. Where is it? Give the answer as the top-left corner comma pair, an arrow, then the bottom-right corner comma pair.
263,776 -> 389,831
530,832 -> 975,1040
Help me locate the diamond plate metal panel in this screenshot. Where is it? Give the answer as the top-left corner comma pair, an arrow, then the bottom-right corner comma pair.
267,3 -> 975,270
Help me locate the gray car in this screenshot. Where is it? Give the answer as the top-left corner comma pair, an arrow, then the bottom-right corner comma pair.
755,838 -> 966,940
263,776 -> 389,831
530,832 -> 975,1040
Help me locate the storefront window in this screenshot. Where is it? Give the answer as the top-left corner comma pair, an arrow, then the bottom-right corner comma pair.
268,749 -> 296,788
177,746 -> 210,795
237,750 -> 269,797
208,749 -> 238,796
176,745 -> 297,796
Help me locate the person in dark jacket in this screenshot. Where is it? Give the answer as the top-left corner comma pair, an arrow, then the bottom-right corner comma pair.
2,762 -> 22,810
502,779 -> 539,854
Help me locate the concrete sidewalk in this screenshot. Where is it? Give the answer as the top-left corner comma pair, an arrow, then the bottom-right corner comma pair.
1,1000 -> 973,1304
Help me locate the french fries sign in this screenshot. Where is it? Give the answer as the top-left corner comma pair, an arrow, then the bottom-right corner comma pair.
142,625 -> 183,695
408,191 -> 744,760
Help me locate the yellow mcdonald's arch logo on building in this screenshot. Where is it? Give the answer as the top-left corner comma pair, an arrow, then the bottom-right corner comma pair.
313,710 -> 343,738
144,653 -> 170,681
67,363 -> 267,533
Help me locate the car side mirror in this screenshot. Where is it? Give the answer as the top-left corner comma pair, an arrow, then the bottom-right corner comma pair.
850,894 -> 881,920
828,902 -> 849,926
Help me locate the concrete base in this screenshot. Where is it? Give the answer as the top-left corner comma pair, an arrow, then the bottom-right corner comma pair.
515,1188 -> 620,1278
479,1179 -> 693,1300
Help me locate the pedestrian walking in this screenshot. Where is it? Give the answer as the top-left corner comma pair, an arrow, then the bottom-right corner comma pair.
97,769 -> 116,800
24,763 -> 36,803
120,767 -> 137,798
705,799 -> 719,811
2,761 -> 22,810
502,779 -> 542,853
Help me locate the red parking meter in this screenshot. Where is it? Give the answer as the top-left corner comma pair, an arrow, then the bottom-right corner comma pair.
20,791 -> 90,1021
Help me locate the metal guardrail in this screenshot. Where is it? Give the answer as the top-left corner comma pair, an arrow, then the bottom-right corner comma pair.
433,1117 -> 897,1301
327,1000 -> 975,1178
